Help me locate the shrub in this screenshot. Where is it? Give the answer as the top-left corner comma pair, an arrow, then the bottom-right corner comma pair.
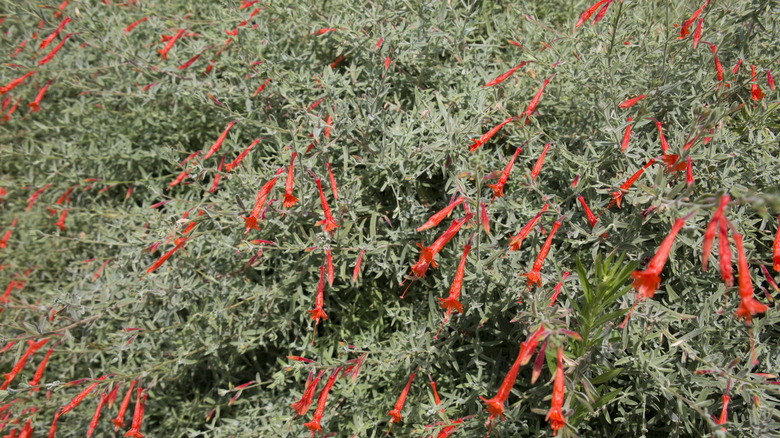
1,0 -> 778,437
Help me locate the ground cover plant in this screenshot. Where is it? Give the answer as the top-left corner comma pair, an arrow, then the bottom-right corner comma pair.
0,0 -> 779,436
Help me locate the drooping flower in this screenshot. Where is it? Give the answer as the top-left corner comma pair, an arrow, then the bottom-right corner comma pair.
545,348 -> 566,436
520,217 -> 564,289
701,195 -> 729,271
111,381 -> 137,431
630,217 -> 688,300
733,233 -> 768,325
480,325 -> 544,425
387,369 -> 416,424
773,214 -> 780,273
314,178 -> 339,234
303,367 -> 341,436
291,370 -> 325,416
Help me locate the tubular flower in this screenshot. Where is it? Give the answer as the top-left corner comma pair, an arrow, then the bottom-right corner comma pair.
225,139 -> 259,172
520,217 -> 564,288
507,204 -> 548,253
87,391 -> 108,437
387,370 -> 416,424
733,233 -> 768,325
144,238 -> 186,276
469,117 -> 513,152
60,375 -> 106,415
610,158 -> 655,208
27,79 -> 53,112
692,18 -> 703,49
480,201 -> 490,235
314,178 -> 339,234
718,217 -> 733,287
0,71 -> 35,96
530,339 -> 547,384
487,146 -> 522,199
701,195 -> 729,271
618,94 -> 646,109
751,65 -> 764,101
574,0 -> 610,29
1,338 -> 50,390
678,1 -> 708,39
39,17 -> 70,50
522,76 -> 553,122
545,348 -> 566,436
437,241 -> 473,331
111,381 -> 137,431
530,143 -> 551,180
303,367 -> 341,437
621,117 -> 632,152
291,370 -> 325,416
409,214 -> 473,281
773,215 -> 780,273
124,388 -> 147,438
203,121 -> 236,160
28,347 -> 53,393
352,249 -> 365,283
308,265 -> 328,343
416,197 -> 464,232
158,28 -> 185,59
517,324 -> 546,366
685,156 -> 694,186
591,0 -> 614,26
482,61 -> 529,87
325,248 -> 334,287
480,325 -> 543,425
244,171 -> 282,233
578,196 -> 597,228
548,271 -> 571,306
630,217 -> 688,300
714,394 -> 730,426
282,152 -> 298,207
325,162 -> 338,200
38,33 -> 72,66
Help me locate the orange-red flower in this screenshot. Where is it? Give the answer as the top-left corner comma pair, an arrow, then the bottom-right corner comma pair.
416,197 -> 464,232
314,178 -> 339,234
387,370 -> 416,424
480,325 -> 544,425
487,146 -> 522,199
618,94 -> 646,109
291,370 -> 324,416
630,217 -> 687,300
546,348 -> 566,436
303,367 -> 341,436
507,204 -> 548,253
408,214 -> 473,283
436,240 -> 473,338
773,215 -> 780,273
111,381 -> 137,431
308,265 -> 328,343
282,152 -> 298,207
702,195 -> 729,270
574,0 -> 610,29
469,117 -> 513,152
733,233 -> 768,325
482,62 -> 529,87
521,217 -> 563,288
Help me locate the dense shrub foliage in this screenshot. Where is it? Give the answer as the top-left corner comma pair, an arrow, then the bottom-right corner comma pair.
1,0 -> 779,436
